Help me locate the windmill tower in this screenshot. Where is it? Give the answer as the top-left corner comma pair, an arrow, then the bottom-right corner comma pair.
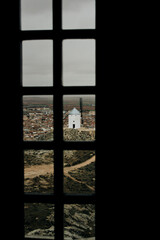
68,108 -> 81,129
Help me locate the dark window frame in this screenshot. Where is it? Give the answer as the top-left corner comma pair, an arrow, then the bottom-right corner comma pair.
17,1 -> 97,240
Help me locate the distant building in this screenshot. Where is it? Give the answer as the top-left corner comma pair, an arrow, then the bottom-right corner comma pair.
68,108 -> 81,129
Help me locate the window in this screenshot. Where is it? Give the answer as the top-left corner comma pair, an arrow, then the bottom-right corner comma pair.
17,1 -> 96,239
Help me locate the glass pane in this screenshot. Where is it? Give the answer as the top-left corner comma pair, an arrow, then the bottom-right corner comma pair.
64,204 -> 95,239
63,40 -> 95,86
22,40 -> 53,87
24,203 -> 54,239
64,150 -> 95,194
63,95 -> 95,141
21,0 -> 53,30
23,95 -> 54,141
24,150 -> 54,193
63,0 -> 95,29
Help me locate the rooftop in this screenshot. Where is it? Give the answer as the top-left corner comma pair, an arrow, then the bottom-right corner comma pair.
69,108 -> 81,115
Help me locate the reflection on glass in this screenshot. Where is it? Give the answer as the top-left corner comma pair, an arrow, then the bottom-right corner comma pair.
24,203 -> 54,239
23,95 -> 54,141
22,40 -> 53,86
64,204 -> 95,240
24,150 -> 54,193
21,0 -> 52,30
63,95 -> 95,141
63,40 -> 95,86
63,0 -> 95,29
64,150 -> 95,194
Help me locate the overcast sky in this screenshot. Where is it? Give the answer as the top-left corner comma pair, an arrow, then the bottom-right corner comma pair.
21,0 -> 95,87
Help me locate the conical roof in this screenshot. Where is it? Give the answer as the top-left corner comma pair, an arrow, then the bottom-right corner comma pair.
69,108 -> 81,115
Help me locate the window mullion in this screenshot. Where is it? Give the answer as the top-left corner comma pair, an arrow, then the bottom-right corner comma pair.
53,1 -> 63,240
20,0 -> 97,238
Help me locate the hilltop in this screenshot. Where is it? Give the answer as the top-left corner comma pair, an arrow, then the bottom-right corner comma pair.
63,128 -> 95,141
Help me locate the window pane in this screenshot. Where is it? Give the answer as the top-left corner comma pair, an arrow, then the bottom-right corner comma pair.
63,0 -> 95,29
63,40 -> 95,86
63,95 -> 95,141
23,95 -> 54,141
24,203 -> 54,239
64,204 -> 95,239
22,40 -> 53,87
24,150 -> 54,193
64,150 -> 95,194
21,0 -> 53,30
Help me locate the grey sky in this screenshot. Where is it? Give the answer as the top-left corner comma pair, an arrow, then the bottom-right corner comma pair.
21,0 -> 95,87
21,0 -> 53,30
63,40 -> 95,86
22,40 -> 53,86
62,0 -> 95,29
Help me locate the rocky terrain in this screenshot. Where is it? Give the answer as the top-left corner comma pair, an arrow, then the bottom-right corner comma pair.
25,204 -> 95,240
24,150 -> 54,167
23,127 -> 95,142
24,129 -> 96,239
24,150 -> 54,193
24,148 -> 95,194
64,204 -> 95,239
64,150 -> 95,167
63,129 -> 95,141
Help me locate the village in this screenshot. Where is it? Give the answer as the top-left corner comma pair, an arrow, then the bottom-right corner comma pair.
23,104 -> 54,141
23,96 -> 95,141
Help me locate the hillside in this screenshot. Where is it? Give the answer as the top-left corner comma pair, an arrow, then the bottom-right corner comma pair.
24,128 -> 96,239
63,128 -> 95,141
25,204 -> 95,240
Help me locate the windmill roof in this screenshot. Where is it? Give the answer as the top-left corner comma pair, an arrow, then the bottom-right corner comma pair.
69,108 -> 81,115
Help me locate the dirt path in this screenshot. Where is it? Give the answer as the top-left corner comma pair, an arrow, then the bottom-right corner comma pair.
25,164 -> 53,179
64,155 -> 95,191
65,173 -> 95,191
25,156 -> 95,186
64,156 -> 95,174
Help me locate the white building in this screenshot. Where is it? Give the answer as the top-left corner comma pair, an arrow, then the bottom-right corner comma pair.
68,108 -> 81,129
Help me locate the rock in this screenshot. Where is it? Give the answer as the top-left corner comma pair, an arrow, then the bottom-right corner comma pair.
64,129 -> 95,141
25,204 -> 95,239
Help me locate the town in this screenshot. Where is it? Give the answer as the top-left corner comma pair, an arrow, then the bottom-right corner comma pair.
23,96 -> 95,141
23,104 -> 53,141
